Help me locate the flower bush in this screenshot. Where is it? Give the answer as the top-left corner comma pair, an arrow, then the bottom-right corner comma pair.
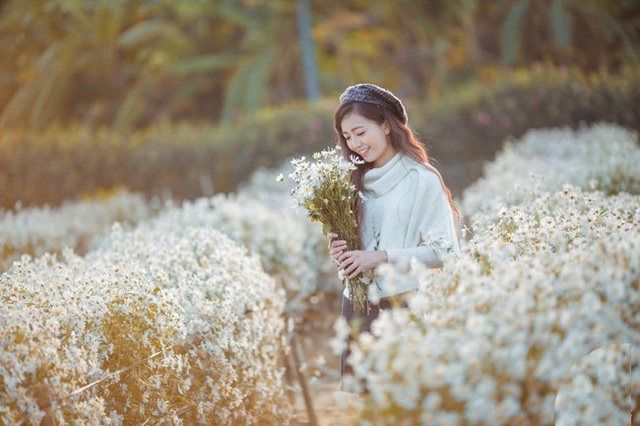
1,217 -> 290,424
236,161 -> 296,210
555,343 -> 638,426
0,103 -> 336,210
338,123 -> 640,425
120,189 -> 338,315
462,123 -> 640,216
0,189 -> 151,272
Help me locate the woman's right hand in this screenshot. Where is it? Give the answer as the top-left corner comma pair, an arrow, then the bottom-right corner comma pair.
327,232 -> 347,265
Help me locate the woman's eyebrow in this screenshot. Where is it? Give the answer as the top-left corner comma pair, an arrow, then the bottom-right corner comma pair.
344,125 -> 364,133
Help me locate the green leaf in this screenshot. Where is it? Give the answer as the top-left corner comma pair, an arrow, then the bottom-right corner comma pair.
221,47 -> 277,123
501,0 -> 531,65
118,19 -> 167,47
36,41 -> 68,69
94,0 -> 124,47
31,67 -> 70,129
549,0 -> 572,47
170,54 -> 239,74
160,76 -> 206,116
244,46 -> 277,114
113,76 -> 158,131
221,59 -> 254,123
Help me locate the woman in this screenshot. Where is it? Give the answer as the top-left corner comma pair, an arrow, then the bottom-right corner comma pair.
328,83 -> 460,391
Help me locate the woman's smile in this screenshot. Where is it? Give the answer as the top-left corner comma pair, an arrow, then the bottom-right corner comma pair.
341,112 -> 395,168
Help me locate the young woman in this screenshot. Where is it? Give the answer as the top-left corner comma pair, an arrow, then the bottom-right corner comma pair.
327,83 -> 461,391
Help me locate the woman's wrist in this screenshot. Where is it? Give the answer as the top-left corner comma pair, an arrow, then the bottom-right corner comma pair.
378,250 -> 388,266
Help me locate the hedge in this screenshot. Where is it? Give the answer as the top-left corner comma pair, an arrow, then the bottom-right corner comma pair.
1,66 -> 638,210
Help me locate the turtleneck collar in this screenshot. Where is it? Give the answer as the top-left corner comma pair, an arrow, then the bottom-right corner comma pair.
363,153 -> 411,197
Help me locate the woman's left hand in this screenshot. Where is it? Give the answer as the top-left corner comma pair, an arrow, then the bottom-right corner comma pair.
338,250 -> 388,279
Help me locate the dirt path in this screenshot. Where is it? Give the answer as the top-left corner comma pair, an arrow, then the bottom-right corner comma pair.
289,302 -> 361,425
290,379 -> 360,426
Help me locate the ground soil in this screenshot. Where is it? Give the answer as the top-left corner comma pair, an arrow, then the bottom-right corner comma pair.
290,380 -> 360,426
287,296 -> 361,426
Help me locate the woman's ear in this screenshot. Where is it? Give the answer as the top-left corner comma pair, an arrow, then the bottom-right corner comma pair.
383,120 -> 390,135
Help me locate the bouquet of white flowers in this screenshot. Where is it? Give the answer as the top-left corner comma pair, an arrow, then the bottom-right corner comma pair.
282,147 -> 369,312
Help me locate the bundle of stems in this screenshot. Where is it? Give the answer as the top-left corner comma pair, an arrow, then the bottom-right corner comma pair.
286,148 -> 369,312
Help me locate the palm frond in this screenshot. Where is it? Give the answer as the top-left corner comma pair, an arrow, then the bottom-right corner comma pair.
501,0 -> 531,65
550,0 -> 572,47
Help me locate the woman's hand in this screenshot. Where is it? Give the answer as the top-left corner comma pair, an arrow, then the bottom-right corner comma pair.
338,250 -> 388,279
327,233 -> 347,264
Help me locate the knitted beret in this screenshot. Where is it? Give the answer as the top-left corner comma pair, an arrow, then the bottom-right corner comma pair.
339,83 -> 408,124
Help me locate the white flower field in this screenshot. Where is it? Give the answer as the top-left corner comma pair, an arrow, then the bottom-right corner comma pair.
342,123 -> 640,425
0,190 -> 152,271
1,123 -> 638,424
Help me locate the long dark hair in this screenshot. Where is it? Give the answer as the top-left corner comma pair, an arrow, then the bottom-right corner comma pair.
334,101 -> 459,222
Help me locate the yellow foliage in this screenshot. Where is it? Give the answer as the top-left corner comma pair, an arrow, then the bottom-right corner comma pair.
447,44 -> 469,69
2,68 -> 638,211
80,185 -> 128,202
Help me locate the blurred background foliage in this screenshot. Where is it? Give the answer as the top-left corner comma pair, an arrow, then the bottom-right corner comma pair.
1,0 -> 639,208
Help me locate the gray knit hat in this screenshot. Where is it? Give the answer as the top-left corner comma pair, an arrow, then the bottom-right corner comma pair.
339,83 -> 408,124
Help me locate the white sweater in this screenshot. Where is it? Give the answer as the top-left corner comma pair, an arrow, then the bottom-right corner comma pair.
348,152 -> 461,299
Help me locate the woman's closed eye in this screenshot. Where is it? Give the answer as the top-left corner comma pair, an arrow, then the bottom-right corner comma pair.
342,131 -> 367,140
344,131 -> 365,141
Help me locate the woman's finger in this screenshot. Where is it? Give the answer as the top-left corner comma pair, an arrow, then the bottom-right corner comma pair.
327,233 -> 336,249
339,252 -> 356,269
328,236 -> 347,251
330,242 -> 344,253
348,269 -> 358,279
344,261 -> 360,277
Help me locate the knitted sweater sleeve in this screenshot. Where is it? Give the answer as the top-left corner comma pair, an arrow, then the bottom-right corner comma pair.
386,245 -> 442,267
384,168 -> 460,267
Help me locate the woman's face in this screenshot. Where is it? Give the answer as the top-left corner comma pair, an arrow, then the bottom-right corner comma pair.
341,112 -> 396,168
